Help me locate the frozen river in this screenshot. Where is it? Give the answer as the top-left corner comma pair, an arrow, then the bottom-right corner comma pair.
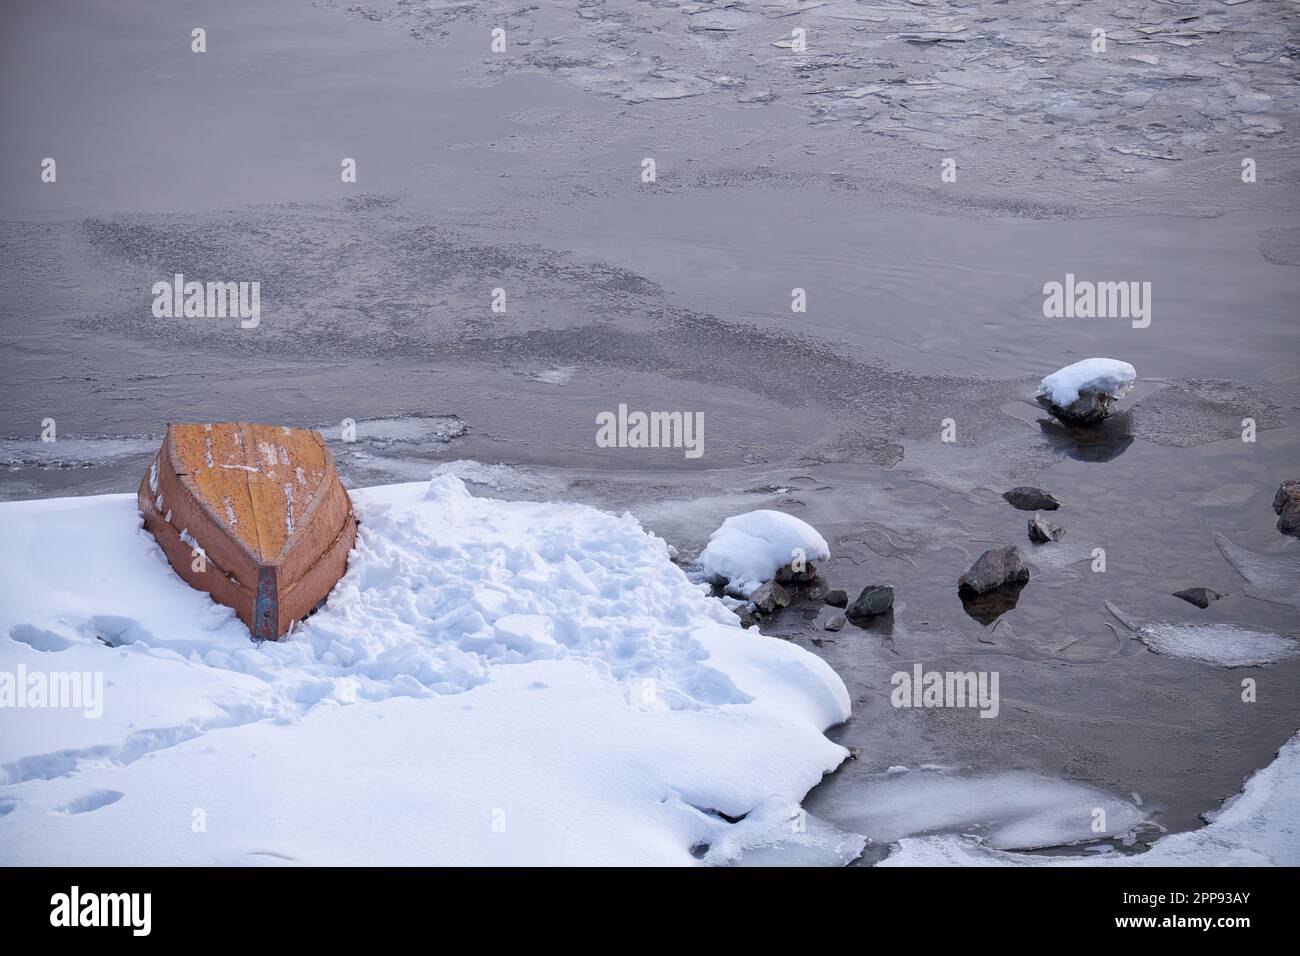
2,0 -> 1298,862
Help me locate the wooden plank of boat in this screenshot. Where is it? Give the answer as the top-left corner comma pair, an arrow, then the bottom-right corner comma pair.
138,423 -> 357,641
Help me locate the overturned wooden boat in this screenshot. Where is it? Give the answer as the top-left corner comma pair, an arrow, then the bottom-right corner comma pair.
138,423 -> 357,641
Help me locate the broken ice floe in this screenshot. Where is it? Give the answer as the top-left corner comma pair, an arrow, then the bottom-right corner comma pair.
318,415 -> 466,447
426,460 -> 570,499
1106,602 -> 1298,667
1214,533 -> 1300,612
319,415 -> 468,483
323,0 -> 1297,177
0,436 -> 159,470
880,731 -> 1300,866
726,812 -> 866,867
809,767 -> 1150,852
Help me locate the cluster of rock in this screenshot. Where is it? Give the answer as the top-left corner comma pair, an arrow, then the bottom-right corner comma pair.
690,511 -> 892,633
729,561 -> 895,633
701,471 -> 1297,639
1002,485 -> 1067,547
749,562 -> 817,615
950,484 -> 1073,623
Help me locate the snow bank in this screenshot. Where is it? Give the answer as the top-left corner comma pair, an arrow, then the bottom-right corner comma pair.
699,510 -> 830,597
881,731 -> 1300,866
1037,358 -> 1136,408
0,479 -> 851,865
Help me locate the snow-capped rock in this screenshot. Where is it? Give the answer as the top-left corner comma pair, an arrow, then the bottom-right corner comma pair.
698,509 -> 830,598
1036,358 -> 1136,425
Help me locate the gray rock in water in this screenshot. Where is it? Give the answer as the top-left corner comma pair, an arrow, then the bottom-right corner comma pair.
1002,486 -> 1060,511
817,607 -> 847,632
802,578 -> 830,602
1172,587 -> 1225,610
775,562 -> 818,585
750,580 -> 793,614
1274,479 -> 1300,537
1027,513 -> 1066,543
823,588 -> 849,608
1036,390 -> 1121,426
847,585 -> 894,620
959,547 -> 1030,595
733,605 -> 758,629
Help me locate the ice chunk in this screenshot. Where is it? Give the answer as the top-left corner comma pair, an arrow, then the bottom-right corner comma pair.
698,510 -> 830,596
1133,622 -> 1296,667
1214,532 -> 1300,611
491,613 -> 558,653
728,812 -> 866,867
558,554 -> 597,595
1107,602 -> 1298,667
809,768 -> 1147,851
0,436 -> 159,470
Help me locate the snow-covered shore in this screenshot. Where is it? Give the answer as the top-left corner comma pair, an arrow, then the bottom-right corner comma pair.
3,477 -> 1297,867
0,478 -> 853,865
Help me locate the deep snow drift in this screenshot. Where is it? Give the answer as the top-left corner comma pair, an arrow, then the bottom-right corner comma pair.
0,478 -> 852,865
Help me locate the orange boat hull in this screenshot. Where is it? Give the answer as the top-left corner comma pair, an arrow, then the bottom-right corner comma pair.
138,423 -> 357,641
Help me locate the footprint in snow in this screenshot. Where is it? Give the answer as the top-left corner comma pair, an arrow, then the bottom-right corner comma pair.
56,790 -> 124,815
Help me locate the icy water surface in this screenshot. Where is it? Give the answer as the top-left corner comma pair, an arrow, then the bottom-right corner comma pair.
2,0 -> 1298,863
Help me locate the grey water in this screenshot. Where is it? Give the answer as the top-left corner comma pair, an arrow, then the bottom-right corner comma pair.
2,0 -> 1298,862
